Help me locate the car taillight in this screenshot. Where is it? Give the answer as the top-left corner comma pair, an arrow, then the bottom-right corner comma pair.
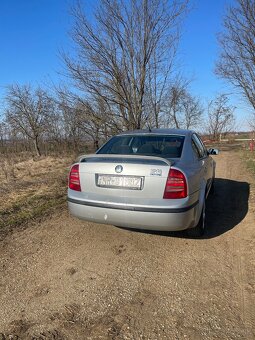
69,164 -> 81,191
163,169 -> 187,199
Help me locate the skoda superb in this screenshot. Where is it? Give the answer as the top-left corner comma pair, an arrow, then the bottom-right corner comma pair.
68,129 -> 217,236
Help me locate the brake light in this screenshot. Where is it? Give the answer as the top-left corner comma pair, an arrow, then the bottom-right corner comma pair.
163,169 -> 187,199
69,164 -> 81,191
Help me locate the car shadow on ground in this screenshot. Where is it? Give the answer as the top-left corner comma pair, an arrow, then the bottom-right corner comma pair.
121,178 -> 250,239
203,178 -> 249,239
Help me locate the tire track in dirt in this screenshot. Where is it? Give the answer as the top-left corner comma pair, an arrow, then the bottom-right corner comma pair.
233,213 -> 255,339
221,151 -> 255,339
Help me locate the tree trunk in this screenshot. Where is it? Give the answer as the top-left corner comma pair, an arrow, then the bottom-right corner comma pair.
33,136 -> 41,157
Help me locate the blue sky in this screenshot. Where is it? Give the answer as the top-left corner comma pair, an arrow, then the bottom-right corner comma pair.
0,0 -> 250,129
0,0 -> 72,90
180,0 -> 228,97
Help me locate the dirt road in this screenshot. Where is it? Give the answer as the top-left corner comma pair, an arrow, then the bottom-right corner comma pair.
0,150 -> 255,339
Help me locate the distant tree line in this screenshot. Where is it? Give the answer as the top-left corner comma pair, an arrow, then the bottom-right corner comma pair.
1,0 -> 246,158
0,83 -> 235,157
0,84 -> 109,156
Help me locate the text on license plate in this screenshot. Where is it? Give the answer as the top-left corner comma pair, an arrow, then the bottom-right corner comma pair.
97,174 -> 143,190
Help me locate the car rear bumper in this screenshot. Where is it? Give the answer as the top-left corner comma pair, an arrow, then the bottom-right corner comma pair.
67,197 -> 198,231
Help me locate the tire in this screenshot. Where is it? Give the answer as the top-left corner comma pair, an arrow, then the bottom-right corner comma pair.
186,200 -> 206,237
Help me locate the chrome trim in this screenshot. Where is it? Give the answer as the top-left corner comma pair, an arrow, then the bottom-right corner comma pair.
67,197 -> 198,213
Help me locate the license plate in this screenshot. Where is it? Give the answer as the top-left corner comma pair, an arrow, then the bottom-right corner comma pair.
97,174 -> 142,190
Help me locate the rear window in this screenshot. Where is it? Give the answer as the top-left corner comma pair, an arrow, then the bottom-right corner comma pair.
97,135 -> 185,158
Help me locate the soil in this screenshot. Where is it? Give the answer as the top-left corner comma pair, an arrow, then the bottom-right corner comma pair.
0,149 -> 255,339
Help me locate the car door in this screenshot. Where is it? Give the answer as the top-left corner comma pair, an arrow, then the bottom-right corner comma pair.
191,134 -> 212,195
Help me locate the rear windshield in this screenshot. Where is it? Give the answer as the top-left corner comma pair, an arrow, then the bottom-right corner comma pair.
97,135 -> 185,158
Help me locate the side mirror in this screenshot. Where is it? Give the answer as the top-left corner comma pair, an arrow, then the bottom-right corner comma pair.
207,148 -> 219,155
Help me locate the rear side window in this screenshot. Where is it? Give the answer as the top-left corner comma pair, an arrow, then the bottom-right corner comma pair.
192,140 -> 201,158
192,134 -> 207,158
97,135 -> 185,158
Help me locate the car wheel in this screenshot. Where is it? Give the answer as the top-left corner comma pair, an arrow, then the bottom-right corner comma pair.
187,200 -> 206,238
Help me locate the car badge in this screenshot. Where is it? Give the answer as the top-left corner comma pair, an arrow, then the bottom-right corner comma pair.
115,165 -> 123,173
150,169 -> 162,176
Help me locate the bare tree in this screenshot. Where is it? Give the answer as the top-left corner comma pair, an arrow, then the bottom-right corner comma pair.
5,84 -> 55,156
0,121 -> 9,149
207,94 -> 235,140
58,97 -> 84,151
162,77 -> 203,129
249,109 -> 255,131
55,87 -> 115,151
162,82 -> 186,128
63,0 -> 189,130
181,92 -> 203,129
45,110 -> 65,147
75,98 -> 118,149
216,0 -> 255,128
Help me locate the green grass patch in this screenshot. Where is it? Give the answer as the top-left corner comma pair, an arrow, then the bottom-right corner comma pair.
0,189 -> 66,231
0,155 -> 73,239
247,158 -> 255,175
241,150 -> 255,175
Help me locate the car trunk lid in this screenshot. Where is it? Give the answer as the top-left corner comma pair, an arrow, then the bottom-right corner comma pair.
78,154 -> 172,200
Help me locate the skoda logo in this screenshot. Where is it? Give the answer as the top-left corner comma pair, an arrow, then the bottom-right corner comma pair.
115,165 -> 123,173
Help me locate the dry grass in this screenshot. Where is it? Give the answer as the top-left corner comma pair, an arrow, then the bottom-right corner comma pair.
246,156 -> 255,175
0,154 -> 75,237
241,150 -> 255,176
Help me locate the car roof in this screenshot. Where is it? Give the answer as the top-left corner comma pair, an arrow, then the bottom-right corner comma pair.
117,128 -> 194,137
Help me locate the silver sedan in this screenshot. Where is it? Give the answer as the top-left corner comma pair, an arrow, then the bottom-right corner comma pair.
68,129 -> 218,236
